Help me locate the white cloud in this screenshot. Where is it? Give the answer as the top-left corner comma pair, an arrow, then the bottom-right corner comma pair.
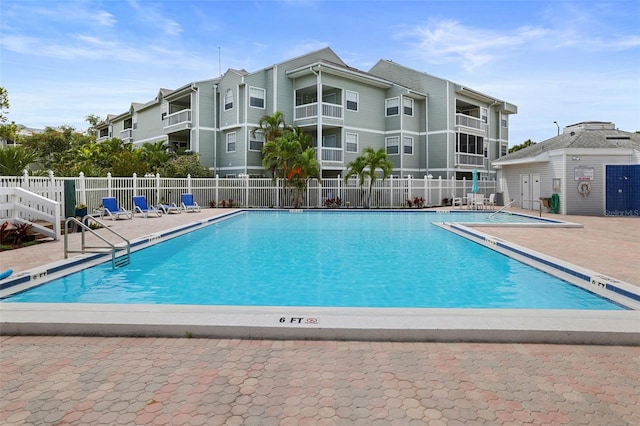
127,0 -> 182,36
401,19 -> 551,71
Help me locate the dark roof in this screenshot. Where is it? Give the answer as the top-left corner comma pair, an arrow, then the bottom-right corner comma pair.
497,125 -> 640,162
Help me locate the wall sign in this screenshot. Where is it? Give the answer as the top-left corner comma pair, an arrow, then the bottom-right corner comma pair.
574,166 -> 594,181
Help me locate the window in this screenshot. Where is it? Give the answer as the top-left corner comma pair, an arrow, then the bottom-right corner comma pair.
346,133 -> 358,153
385,97 -> 399,116
501,144 -> 508,156
403,136 -> 413,155
481,107 -> 488,123
249,130 -> 264,151
386,136 -> 399,155
346,91 -> 358,111
224,89 -> 234,110
457,133 -> 484,154
249,87 -> 265,109
501,115 -> 508,127
226,132 -> 236,152
322,134 -> 337,148
403,98 -> 413,116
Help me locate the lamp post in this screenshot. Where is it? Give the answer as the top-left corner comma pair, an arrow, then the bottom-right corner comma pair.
553,121 -> 560,136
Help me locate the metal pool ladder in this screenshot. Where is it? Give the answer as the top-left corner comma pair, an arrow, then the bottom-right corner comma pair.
64,216 -> 131,269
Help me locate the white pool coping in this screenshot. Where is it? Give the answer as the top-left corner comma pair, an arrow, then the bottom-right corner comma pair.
1,210 -> 639,345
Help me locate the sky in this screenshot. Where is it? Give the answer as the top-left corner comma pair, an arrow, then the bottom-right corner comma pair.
1,0 -> 639,146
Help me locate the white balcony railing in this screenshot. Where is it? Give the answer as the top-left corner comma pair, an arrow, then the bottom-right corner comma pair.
456,114 -> 486,131
455,153 -> 485,166
164,109 -> 192,127
322,103 -> 343,119
295,103 -> 317,119
295,103 -> 343,120
119,129 -> 133,140
321,147 -> 343,162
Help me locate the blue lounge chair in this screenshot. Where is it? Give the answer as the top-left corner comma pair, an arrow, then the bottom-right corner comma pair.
133,196 -> 162,218
157,202 -> 181,214
101,197 -> 133,221
181,193 -> 201,213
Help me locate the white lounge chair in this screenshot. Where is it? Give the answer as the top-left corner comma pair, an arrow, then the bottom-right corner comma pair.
181,193 -> 201,213
101,197 -> 133,220
486,193 -> 496,209
157,202 -> 181,214
133,196 -> 162,218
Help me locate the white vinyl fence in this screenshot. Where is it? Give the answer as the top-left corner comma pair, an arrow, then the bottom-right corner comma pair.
1,171 -> 497,217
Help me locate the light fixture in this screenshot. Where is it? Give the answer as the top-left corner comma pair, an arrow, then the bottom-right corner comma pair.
553,121 -> 560,136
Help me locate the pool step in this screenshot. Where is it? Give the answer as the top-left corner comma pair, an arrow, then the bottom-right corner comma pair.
114,254 -> 130,269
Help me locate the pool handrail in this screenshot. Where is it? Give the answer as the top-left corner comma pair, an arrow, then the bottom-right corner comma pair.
64,216 -> 131,269
489,199 -> 516,217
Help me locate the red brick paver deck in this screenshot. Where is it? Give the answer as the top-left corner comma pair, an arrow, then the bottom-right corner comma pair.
1,208 -> 639,424
1,336 -> 639,425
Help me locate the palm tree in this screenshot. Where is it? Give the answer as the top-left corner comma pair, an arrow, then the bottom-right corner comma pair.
0,145 -> 38,176
288,147 -> 320,207
253,111 -> 291,142
345,147 -> 393,208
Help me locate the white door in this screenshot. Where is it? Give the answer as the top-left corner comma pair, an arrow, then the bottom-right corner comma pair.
520,174 -> 531,209
532,174 -> 541,210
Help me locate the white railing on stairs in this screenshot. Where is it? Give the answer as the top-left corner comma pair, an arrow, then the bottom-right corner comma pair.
0,187 -> 61,240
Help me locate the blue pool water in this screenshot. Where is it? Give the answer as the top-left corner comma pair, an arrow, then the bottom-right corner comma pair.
4,211 -> 622,309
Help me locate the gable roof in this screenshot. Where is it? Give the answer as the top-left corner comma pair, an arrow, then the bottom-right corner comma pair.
494,122 -> 640,165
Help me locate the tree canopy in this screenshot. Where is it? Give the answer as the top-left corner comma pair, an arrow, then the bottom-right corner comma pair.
258,112 -> 320,207
509,139 -> 536,154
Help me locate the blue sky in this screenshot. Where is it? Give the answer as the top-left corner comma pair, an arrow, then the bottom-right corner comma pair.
1,0 -> 639,146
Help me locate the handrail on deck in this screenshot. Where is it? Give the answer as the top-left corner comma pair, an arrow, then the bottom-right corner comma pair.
489,199 -> 516,217
64,216 -> 131,269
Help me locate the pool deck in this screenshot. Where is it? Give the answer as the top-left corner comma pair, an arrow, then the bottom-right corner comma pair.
1,208 -> 639,424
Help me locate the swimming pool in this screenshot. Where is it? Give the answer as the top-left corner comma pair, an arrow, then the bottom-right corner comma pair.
3,211 -> 623,310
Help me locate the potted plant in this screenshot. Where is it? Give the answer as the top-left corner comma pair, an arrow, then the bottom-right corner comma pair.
75,204 -> 88,218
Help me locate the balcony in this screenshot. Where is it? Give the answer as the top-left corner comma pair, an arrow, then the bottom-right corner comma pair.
163,109 -> 192,133
456,114 -> 486,133
119,128 -> 133,142
295,102 -> 343,121
455,153 -> 485,166
321,147 -> 343,162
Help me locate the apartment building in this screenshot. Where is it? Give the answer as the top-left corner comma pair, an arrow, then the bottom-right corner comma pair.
95,47 -> 517,179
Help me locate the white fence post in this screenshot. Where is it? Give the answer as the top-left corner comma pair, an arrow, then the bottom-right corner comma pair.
107,172 -> 113,197
155,173 -> 161,204
245,174 -> 249,207
21,169 -> 29,189
132,173 -> 138,197
215,175 -> 219,205
78,172 -> 86,206
187,174 -> 192,194
48,170 -> 55,201
438,176 -> 443,205
424,175 -> 429,206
